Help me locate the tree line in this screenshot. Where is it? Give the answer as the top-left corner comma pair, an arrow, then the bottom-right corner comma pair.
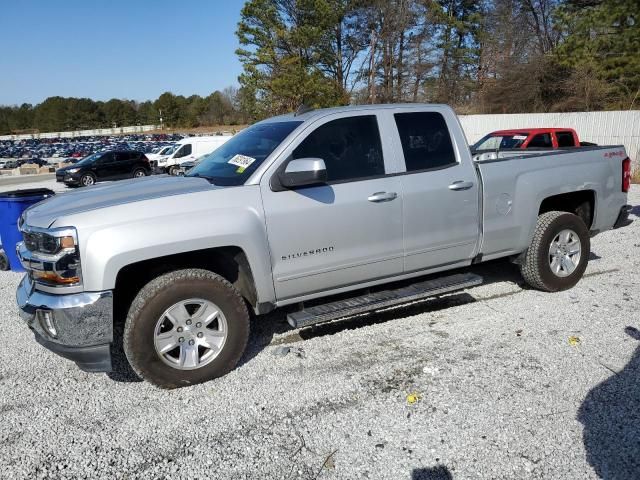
0,88 -> 248,135
236,0 -> 639,118
1,0 -> 636,134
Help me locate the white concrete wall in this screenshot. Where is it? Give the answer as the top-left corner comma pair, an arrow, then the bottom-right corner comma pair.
459,110 -> 640,168
0,125 -> 158,141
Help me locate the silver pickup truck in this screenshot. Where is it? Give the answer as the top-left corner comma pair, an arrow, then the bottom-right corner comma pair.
16,104 -> 633,388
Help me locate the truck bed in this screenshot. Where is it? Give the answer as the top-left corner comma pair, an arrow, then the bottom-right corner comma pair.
475,145 -> 629,261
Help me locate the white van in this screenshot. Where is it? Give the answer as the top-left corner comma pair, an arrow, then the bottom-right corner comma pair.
156,135 -> 232,175
146,145 -> 175,162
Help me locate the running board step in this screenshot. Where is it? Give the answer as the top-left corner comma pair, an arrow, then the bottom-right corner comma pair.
287,272 -> 483,329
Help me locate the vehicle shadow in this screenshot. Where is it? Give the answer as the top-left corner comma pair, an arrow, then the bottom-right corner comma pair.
238,258 -> 525,367
577,326 -> 640,478
107,323 -> 143,383
412,465 -> 453,480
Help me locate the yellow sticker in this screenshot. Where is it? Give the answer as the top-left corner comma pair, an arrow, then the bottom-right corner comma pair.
407,392 -> 421,404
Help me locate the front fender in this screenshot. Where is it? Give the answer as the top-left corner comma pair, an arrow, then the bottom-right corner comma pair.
55,187 -> 276,305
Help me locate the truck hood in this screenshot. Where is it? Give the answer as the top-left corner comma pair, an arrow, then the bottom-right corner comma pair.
24,175 -> 218,228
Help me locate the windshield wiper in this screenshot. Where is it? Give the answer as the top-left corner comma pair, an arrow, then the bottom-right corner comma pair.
188,172 -> 216,185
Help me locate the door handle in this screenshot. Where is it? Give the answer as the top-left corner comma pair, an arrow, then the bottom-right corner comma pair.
448,181 -> 474,191
368,191 -> 398,203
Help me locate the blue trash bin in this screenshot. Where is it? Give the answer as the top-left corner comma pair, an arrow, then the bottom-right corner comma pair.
0,188 -> 55,272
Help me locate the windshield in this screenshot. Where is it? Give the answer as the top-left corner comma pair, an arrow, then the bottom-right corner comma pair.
75,151 -> 104,166
187,121 -> 302,186
473,133 -> 529,151
159,146 -> 173,155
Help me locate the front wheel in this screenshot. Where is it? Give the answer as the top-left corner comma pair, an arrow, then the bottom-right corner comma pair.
520,211 -> 590,292
123,269 -> 250,388
168,165 -> 180,176
80,173 -> 96,187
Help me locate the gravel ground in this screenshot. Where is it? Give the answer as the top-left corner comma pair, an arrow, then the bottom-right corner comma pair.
0,183 -> 638,480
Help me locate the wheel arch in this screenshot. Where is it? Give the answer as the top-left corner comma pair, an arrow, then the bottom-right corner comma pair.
538,190 -> 596,229
113,246 -> 267,324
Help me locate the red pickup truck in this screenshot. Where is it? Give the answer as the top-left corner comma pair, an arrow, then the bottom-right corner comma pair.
472,128 -> 581,151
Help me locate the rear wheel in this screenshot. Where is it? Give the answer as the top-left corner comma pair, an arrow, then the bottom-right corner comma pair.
520,211 -> 590,292
80,173 -> 95,187
133,168 -> 146,178
123,269 -> 250,389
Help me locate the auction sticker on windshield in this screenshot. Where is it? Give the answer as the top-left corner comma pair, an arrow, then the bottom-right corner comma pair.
228,154 -> 256,173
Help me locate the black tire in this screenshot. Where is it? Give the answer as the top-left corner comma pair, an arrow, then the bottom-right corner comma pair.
123,269 -> 250,389
169,165 -> 180,176
132,168 -> 146,178
79,173 -> 96,187
0,251 -> 9,271
520,211 -> 590,292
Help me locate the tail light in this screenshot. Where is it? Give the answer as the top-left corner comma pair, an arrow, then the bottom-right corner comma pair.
622,157 -> 631,192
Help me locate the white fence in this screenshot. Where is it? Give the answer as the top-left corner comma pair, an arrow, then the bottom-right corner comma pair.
459,110 -> 640,168
0,125 -> 158,141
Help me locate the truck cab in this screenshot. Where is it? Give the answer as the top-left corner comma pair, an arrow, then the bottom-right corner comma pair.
472,128 -> 580,151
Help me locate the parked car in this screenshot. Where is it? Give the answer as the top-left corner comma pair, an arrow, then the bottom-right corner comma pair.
145,145 -> 175,162
22,158 -> 48,167
472,128 -> 581,152
55,150 -> 151,186
154,136 -> 232,175
16,104 -> 632,388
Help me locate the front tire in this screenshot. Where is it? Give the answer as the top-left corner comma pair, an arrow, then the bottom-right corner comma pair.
123,269 -> 250,389
80,173 -> 96,187
169,165 -> 180,176
520,211 -> 590,292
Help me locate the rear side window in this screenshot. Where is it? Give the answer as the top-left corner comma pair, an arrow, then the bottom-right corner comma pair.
115,152 -> 133,161
527,133 -> 552,148
394,112 -> 456,171
556,131 -> 576,147
292,115 -> 384,182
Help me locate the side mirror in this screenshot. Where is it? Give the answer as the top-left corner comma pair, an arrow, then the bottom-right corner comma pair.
278,158 -> 327,189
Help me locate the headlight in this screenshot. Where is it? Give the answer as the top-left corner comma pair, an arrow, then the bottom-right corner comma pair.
66,168 -> 79,173
18,226 -> 82,289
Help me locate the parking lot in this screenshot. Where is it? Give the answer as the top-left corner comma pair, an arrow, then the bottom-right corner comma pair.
0,181 -> 638,479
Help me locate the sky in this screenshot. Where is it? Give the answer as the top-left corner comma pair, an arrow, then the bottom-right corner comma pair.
0,0 -> 246,106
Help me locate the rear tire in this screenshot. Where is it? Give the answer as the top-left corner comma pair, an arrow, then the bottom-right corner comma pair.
133,168 -> 146,178
520,211 -> 590,292
123,269 -> 250,389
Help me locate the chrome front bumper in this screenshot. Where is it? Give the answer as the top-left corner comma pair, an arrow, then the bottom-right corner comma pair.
16,275 -> 113,372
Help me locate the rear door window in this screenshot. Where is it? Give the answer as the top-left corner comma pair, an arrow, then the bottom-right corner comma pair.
556,131 -> 576,147
292,115 -> 385,182
527,133 -> 552,148
394,112 -> 456,171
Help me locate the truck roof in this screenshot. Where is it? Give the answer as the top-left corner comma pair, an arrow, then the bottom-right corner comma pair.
490,128 -> 577,135
260,103 -> 454,124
